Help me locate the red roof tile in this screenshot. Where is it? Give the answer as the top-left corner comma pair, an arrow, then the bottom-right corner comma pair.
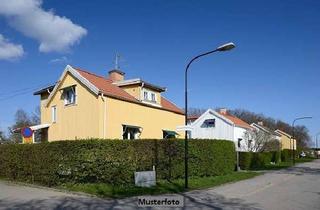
75,67 -> 184,115
219,112 -> 251,129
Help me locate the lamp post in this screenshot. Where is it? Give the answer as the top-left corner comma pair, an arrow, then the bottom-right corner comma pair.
291,116 -> 312,165
184,42 -> 235,189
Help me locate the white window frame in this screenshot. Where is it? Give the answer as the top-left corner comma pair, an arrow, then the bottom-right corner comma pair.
143,91 -> 148,100
142,89 -> 157,103
63,86 -> 76,106
51,106 -> 57,123
151,92 -> 156,102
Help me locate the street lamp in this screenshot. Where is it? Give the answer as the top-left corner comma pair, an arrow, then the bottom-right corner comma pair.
184,42 -> 235,189
291,116 -> 312,165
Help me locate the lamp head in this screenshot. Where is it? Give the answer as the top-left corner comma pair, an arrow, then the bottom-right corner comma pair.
216,42 -> 236,51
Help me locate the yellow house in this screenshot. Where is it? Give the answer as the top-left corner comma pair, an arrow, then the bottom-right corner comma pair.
33,65 -> 184,141
274,129 -> 297,150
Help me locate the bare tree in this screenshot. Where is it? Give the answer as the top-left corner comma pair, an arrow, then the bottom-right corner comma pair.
242,129 -> 280,152
8,109 -> 32,143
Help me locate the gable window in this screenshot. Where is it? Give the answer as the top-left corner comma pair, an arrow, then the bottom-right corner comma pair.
51,106 -> 57,123
122,125 -> 141,140
203,119 -> 215,127
63,86 -> 76,106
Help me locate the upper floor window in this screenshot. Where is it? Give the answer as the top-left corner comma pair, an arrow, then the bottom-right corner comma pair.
203,119 -> 215,128
151,93 -> 156,102
144,91 -> 148,100
143,90 -> 157,103
63,86 -> 76,106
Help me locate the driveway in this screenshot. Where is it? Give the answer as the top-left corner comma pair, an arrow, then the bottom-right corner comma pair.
0,159 -> 319,210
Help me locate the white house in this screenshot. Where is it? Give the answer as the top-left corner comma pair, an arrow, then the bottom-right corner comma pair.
250,122 -> 281,141
178,108 -> 252,151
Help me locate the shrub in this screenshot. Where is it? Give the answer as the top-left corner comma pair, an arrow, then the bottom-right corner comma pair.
239,151 -> 278,170
0,139 -> 235,186
281,149 -> 292,162
239,152 -> 252,170
271,151 -> 281,163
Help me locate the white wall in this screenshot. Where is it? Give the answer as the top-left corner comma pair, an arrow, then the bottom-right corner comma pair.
234,126 -> 249,151
189,111 -> 234,141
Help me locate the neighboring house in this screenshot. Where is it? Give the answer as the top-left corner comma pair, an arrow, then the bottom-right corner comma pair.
249,122 -> 281,151
33,65 -> 184,141
179,108 -> 252,151
250,122 -> 281,141
274,129 -> 297,150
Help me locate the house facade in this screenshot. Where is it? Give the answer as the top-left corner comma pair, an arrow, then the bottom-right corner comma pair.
180,108 -> 252,151
33,65 -> 184,141
274,129 -> 296,150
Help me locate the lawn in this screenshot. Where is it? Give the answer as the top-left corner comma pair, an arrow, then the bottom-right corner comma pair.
254,157 -> 317,171
60,171 -> 260,198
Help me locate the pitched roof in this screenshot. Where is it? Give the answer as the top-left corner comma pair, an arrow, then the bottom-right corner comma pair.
219,112 -> 252,129
274,129 -> 292,138
74,67 -> 184,115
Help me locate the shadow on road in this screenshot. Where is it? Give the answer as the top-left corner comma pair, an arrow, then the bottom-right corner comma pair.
0,192 -> 261,210
275,163 -> 320,176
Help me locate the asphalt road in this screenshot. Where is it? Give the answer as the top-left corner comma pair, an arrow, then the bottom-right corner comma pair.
0,159 -> 319,210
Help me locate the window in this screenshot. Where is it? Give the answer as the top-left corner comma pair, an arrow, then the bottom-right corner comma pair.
144,91 -> 148,100
63,86 -> 76,105
203,119 -> 215,127
238,138 -> 242,148
151,93 -> 156,102
163,130 -> 178,139
51,106 -> 57,123
122,125 -> 141,140
142,89 -> 157,103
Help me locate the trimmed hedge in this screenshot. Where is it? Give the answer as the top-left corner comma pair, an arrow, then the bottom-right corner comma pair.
239,151 -> 280,170
0,139 -> 235,186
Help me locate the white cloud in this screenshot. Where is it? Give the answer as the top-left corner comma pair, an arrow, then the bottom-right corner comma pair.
0,34 -> 24,60
49,56 -> 69,64
0,0 -> 87,53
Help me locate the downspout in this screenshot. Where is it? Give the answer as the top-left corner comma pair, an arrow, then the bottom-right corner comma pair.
101,94 -> 107,138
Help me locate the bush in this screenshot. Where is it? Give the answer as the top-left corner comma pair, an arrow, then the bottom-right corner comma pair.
0,139 -> 235,186
239,151 -> 277,170
281,149 -> 292,162
239,152 -> 252,170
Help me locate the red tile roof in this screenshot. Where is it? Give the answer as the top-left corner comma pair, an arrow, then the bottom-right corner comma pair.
75,67 -> 184,115
219,112 -> 251,129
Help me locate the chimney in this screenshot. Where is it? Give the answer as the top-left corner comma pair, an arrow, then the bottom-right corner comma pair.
108,69 -> 125,82
219,108 -> 227,115
258,121 -> 264,126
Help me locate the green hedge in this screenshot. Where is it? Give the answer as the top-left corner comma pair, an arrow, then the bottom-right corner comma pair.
0,139 -> 235,186
281,149 -> 296,162
239,151 -> 280,170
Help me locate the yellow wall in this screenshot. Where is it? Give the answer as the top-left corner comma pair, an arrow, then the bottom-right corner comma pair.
105,97 -> 184,139
280,134 -> 297,150
122,85 -> 141,100
41,72 -> 104,141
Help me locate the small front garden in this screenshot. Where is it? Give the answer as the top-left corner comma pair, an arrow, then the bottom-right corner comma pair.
60,171 -> 260,198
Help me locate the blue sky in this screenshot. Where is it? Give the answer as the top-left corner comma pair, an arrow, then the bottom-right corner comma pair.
0,0 -> 319,145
